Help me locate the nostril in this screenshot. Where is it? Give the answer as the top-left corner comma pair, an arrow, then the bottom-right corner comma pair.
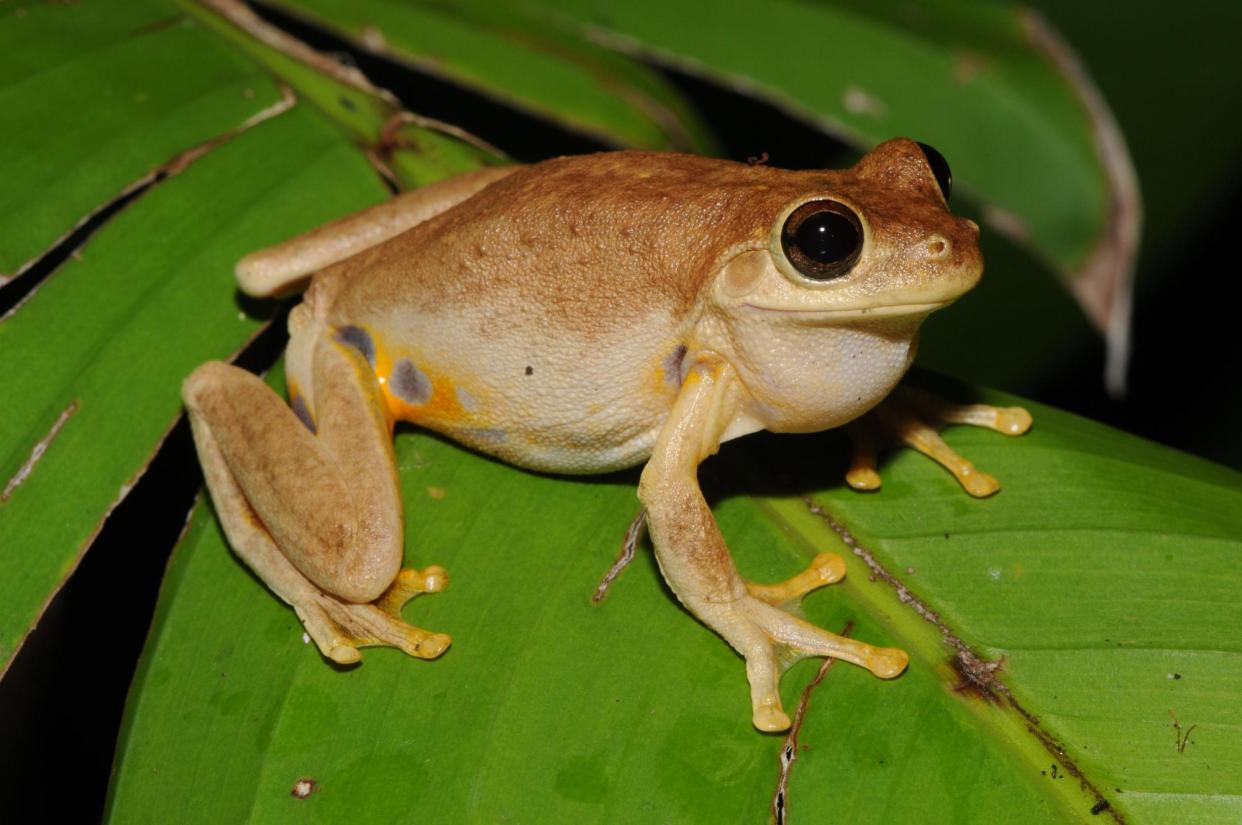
926,235 -> 949,258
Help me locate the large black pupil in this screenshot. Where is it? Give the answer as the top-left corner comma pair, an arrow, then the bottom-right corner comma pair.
796,211 -> 858,265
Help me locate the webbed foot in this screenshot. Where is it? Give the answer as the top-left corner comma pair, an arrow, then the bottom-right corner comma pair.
295,566 -> 452,665
846,386 -> 1031,497
711,554 -> 907,732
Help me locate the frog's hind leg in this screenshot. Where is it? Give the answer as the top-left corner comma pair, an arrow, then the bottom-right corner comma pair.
182,333 -> 450,664
236,165 -> 520,298
845,386 -> 1032,498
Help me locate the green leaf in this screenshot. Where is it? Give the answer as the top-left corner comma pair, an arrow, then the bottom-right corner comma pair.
109,375 -> 1242,823
0,0 -> 285,280
180,0 -> 505,188
263,0 -> 717,153
0,1 -> 498,673
0,104 -> 390,672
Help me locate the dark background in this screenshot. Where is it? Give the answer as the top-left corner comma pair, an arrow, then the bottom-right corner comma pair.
2,1 -> 1239,820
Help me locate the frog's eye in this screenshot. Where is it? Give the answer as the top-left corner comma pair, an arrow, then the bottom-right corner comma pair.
780,200 -> 863,281
916,142 -> 952,201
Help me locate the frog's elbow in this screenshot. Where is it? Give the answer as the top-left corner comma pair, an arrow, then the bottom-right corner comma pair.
235,252 -> 312,299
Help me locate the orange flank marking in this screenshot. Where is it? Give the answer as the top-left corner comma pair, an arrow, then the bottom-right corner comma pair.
410,373 -> 467,423
647,362 -> 671,400
372,342 -> 468,428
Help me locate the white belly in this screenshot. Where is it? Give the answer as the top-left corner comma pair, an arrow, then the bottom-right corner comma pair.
368,305 -> 688,474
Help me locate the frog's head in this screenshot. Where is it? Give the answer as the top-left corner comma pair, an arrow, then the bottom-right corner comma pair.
704,138 -> 982,433
711,138 -> 980,322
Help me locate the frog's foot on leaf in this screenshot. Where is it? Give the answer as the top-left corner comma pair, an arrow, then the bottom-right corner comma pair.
845,386 -> 1032,498
707,553 -> 904,732
708,593 -> 908,732
295,566 -> 451,665
745,552 -> 845,605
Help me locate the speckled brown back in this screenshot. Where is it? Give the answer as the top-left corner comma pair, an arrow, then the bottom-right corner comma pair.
326,152 -> 823,334
323,143 -> 962,338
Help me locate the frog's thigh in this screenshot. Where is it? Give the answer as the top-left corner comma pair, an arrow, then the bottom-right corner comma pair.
182,339 -> 402,604
181,372 -> 330,613
184,346 -> 451,663
638,360 -> 906,732
236,165 -> 520,297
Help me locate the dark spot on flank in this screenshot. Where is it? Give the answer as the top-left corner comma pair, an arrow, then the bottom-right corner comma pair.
525,365 -> 533,376
291,395 -> 316,433
391,359 -> 432,404
339,96 -> 357,112
466,427 -> 507,444
663,344 -> 687,385
1090,799 -> 1111,815
334,325 -> 375,367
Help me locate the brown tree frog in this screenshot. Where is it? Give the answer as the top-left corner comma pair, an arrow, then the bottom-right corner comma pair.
183,139 -> 1030,732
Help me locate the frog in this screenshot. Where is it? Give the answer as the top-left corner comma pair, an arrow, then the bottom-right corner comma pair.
182,138 -> 1031,732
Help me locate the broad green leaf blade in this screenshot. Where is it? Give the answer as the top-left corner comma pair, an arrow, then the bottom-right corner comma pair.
773,388 -> 1242,822
512,0 -> 1137,343
0,0 -> 501,674
0,0 -> 285,281
110,378 -> 1242,823
0,105 -> 390,673
183,0 -> 505,188
262,0 -> 717,153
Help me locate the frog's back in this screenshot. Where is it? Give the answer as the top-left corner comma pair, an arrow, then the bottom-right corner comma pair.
330,152 -> 808,329
316,153 -> 812,473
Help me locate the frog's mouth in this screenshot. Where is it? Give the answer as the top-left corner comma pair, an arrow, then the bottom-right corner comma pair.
740,300 -> 951,321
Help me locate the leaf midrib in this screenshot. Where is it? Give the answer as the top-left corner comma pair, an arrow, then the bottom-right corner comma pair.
756,494 -> 1124,823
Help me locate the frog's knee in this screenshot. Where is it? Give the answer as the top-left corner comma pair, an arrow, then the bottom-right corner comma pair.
278,508 -> 402,605
182,361 -> 235,405
324,557 -> 399,605
288,300 -> 314,337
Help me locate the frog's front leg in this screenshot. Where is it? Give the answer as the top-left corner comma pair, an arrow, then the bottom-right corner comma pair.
182,334 -> 449,664
234,165 -> 519,298
639,357 -> 908,732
